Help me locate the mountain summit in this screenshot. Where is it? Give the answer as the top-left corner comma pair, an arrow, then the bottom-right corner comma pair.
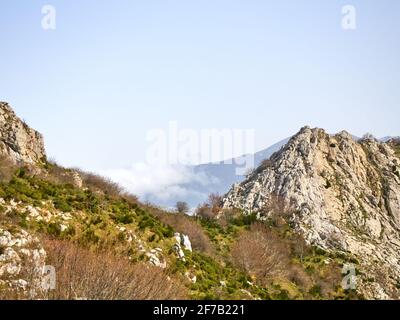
223,126 -> 400,299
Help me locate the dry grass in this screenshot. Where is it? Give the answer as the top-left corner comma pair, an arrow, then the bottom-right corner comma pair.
45,160 -> 139,203
44,161 -> 78,186
41,239 -> 188,300
195,204 -> 215,220
77,171 -> 122,196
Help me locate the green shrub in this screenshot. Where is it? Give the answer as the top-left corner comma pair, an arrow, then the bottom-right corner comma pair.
231,212 -> 258,226
81,227 -> 100,244
309,285 -> 322,297
47,223 -> 62,237
114,212 -> 134,224
274,289 -> 290,300
54,199 -> 72,212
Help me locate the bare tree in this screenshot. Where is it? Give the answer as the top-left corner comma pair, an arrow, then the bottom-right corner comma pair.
231,223 -> 289,283
175,201 -> 189,215
195,204 -> 215,220
208,193 -> 223,214
195,193 -> 223,221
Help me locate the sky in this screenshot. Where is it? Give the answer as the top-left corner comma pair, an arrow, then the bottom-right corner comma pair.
0,1 -> 399,202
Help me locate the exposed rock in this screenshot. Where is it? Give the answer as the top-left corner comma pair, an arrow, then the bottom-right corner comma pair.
223,126 -> 400,299
1,198 -> 74,228
71,171 -> 83,188
145,250 -> 167,269
0,226 -> 46,297
173,233 -> 193,262
0,102 -> 46,164
181,234 -> 192,252
185,271 -> 197,283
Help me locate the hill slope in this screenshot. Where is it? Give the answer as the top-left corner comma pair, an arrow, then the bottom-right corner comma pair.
223,126 -> 400,299
1,102 -> 397,300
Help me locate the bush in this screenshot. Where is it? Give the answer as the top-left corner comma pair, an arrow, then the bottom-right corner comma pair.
309,284 -> 322,297
41,239 -> 188,300
113,211 -> 135,224
231,223 -> 289,284
195,194 -> 223,221
54,199 -> 72,212
195,204 -> 215,220
230,212 -> 258,227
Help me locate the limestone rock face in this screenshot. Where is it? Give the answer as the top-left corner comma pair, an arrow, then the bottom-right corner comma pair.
223,127 -> 400,299
0,102 -> 46,164
0,226 -> 47,296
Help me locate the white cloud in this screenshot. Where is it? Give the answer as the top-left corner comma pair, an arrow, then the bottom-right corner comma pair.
100,163 -> 215,203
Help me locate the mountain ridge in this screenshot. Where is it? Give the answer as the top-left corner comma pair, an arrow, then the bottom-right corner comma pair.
223,126 -> 400,299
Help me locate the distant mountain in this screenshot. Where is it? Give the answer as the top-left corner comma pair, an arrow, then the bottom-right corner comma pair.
191,138 -> 290,195
141,133 -> 398,209
380,136 -> 400,142
143,138 -> 290,209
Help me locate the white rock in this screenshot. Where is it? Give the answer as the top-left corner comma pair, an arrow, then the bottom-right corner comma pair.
223,127 -> 400,299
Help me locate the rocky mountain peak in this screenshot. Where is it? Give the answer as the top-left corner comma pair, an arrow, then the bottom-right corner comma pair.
0,102 -> 46,164
223,126 -> 400,299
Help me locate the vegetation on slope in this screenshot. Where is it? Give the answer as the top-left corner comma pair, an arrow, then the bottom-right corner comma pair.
388,139 -> 400,159
0,159 -> 362,300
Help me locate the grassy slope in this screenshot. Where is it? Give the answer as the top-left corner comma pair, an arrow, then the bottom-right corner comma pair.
0,164 -> 361,300
0,166 -> 268,299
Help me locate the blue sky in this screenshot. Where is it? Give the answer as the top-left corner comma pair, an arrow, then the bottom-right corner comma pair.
1,0 -> 399,173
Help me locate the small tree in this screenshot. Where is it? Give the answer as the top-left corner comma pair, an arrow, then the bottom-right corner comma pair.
231,223 -> 289,283
208,193 -> 223,214
195,204 -> 215,220
195,194 -> 223,221
175,201 -> 189,214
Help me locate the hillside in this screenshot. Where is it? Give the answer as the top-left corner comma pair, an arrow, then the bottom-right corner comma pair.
1,102 -> 398,300
223,127 -> 400,299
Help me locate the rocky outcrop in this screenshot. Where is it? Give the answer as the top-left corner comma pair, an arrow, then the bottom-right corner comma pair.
223,127 -> 400,299
173,233 -> 192,262
0,226 -> 47,297
0,102 -> 46,164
